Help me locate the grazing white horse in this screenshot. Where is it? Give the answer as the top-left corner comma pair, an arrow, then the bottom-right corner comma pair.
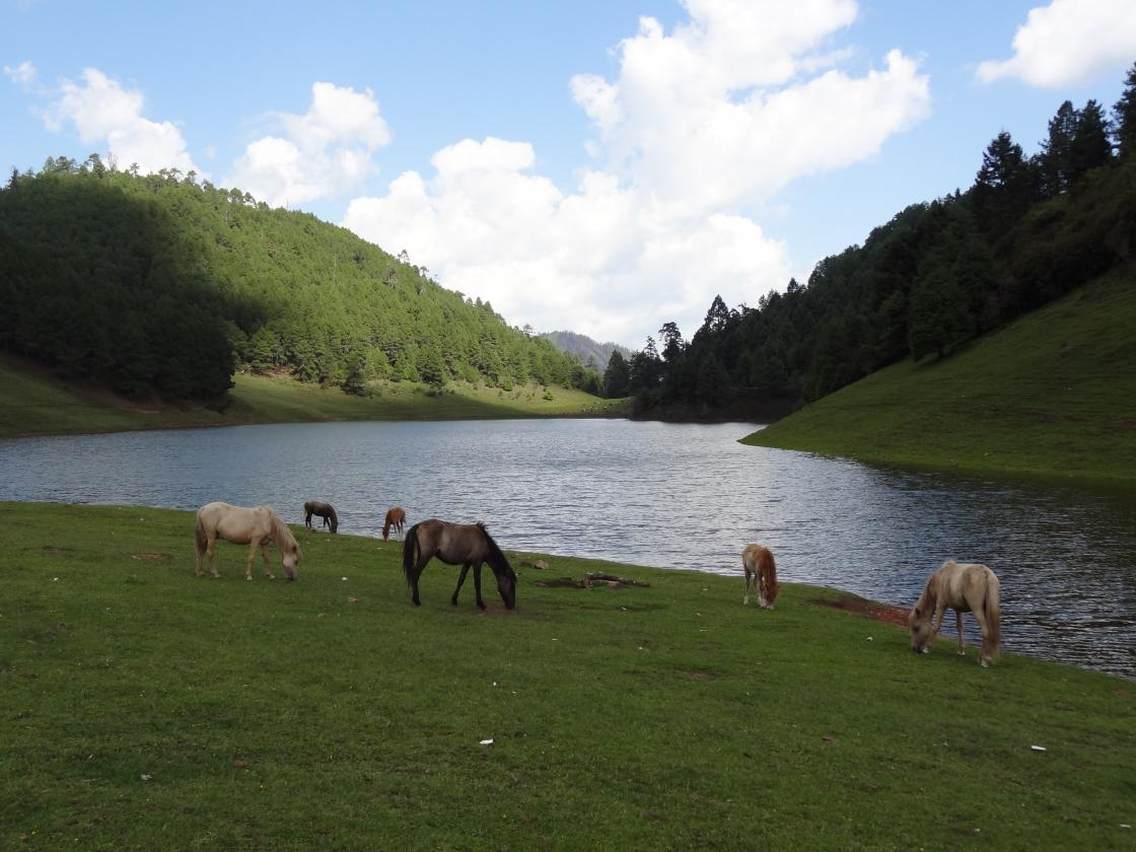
742,543 -> 778,608
909,560 -> 1001,667
194,502 -> 302,581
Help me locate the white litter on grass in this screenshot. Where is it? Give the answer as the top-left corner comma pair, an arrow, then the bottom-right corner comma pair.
866,636 -> 874,641
1031,745 -> 1047,752
479,739 -> 494,746
140,774 -> 152,782
492,682 -> 498,687
52,577 -> 59,582
1120,824 -> 1131,829
341,577 -> 348,581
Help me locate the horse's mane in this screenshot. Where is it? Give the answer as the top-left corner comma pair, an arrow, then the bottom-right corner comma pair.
269,509 -> 299,554
477,523 -> 515,578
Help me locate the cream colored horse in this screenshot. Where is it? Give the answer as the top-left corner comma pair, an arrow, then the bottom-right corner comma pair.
194,502 -> 302,581
742,543 -> 778,608
909,560 -> 1001,666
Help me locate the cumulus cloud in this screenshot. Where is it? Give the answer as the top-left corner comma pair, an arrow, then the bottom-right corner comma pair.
344,0 -> 929,344
43,68 -> 197,174
977,0 -> 1136,87
3,59 -> 37,90
344,138 -> 791,343
227,82 -> 391,207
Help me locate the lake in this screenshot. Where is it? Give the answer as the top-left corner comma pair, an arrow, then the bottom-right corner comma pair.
1,419 -> 1133,678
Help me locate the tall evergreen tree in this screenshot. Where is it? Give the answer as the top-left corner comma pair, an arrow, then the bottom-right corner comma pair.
1113,62 -> 1136,158
602,350 -> 630,397
1038,100 -> 1078,196
1070,99 -> 1113,179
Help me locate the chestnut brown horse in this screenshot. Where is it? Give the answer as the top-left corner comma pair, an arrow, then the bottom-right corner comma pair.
910,560 -> 1001,667
382,506 -> 406,541
402,519 -> 516,610
742,543 -> 778,608
304,500 -> 338,533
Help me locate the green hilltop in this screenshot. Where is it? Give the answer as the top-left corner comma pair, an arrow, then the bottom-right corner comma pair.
744,267 -> 1136,485
0,160 -> 601,403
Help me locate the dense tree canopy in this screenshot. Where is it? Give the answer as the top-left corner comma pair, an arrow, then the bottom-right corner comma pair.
623,64 -> 1136,417
0,162 -> 598,399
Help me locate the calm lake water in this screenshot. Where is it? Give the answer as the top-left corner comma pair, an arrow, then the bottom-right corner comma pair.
1,419 -> 1133,678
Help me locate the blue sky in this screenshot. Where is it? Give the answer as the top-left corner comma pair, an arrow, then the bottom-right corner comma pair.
3,1 -> 1135,346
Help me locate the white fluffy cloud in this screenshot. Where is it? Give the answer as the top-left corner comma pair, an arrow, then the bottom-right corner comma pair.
343,0 -> 928,344
977,0 -> 1136,87
344,137 -> 790,343
44,68 -> 197,174
227,82 -> 390,207
3,59 -> 37,90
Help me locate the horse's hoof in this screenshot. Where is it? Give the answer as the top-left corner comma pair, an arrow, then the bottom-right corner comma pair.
957,650 -> 966,656
245,576 -> 252,582
980,659 -> 990,668
921,648 -> 930,654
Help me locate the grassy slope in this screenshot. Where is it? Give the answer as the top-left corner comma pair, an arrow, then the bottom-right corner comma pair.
0,356 -> 628,439
745,269 -> 1136,485
2,503 -> 1132,850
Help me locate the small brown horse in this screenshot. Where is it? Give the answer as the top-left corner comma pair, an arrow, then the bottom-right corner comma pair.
382,506 -> 406,541
910,560 -> 1001,667
742,543 -> 778,608
402,519 -> 516,610
304,500 -> 338,533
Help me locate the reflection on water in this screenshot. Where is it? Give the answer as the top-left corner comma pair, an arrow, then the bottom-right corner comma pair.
1,419 -> 1133,678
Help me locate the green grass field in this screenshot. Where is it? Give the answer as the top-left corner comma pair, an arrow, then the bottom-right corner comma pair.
2,503 -> 1132,850
745,269 -> 1136,486
0,356 -> 628,440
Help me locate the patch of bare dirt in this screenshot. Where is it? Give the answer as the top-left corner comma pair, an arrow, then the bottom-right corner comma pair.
814,593 -> 909,628
131,552 -> 173,562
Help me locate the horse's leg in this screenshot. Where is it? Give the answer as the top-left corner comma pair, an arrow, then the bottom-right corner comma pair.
245,541 -> 258,581
758,569 -> 769,609
451,562 -> 471,606
970,605 -> 994,667
208,536 -> 220,578
473,563 -> 486,610
411,555 -> 430,606
955,610 -> 966,656
260,543 -> 275,580
743,568 -> 751,605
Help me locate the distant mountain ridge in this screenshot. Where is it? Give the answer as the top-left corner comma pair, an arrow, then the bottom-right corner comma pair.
540,331 -> 631,372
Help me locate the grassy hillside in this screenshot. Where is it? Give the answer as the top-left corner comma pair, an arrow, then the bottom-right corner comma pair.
2,502 -> 1132,850
0,163 -> 599,400
0,354 -> 627,440
745,268 -> 1136,485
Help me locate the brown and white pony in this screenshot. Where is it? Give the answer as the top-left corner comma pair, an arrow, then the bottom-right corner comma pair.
402,519 -> 516,610
742,543 -> 778,608
909,560 -> 1001,667
304,500 -> 339,533
382,506 -> 407,541
195,502 -> 302,581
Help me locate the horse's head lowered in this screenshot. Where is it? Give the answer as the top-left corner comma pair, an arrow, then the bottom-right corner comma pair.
909,576 -> 937,653
272,514 -> 302,580
496,565 -> 517,610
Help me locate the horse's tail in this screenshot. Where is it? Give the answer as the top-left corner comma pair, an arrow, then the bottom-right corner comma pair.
194,512 -> 208,557
402,523 -> 421,585
984,571 -> 1001,656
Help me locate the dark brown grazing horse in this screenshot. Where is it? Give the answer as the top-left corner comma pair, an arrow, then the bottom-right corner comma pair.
402,519 -> 516,610
382,506 -> 407,541
303,500 -> 339,534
